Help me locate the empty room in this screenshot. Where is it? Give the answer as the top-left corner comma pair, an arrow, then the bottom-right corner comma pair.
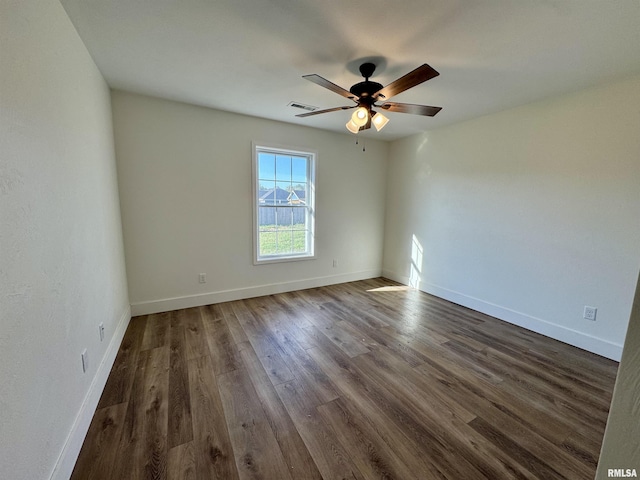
2,1 -> 640,479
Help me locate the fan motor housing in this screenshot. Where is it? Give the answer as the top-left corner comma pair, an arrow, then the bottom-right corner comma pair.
349,81 -> 383,100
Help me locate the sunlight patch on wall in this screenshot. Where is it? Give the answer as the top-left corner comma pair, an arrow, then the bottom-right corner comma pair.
417,132 -> 430,153
409,234 -> 423,289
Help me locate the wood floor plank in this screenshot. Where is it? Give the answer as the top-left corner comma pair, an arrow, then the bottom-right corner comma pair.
230,300 -> 283,358
414,359 -> 570,446
483,345 -> 613,413
217,367 -> 294,480
187,355 -> 239,480
200,304 -> 242,375
275,379 -> 365,480
410,336 -> 505,385
311,317 -> 372,358
239,346 -> 323,480
251,294 -> 318,350
141,311 -> 171,351
561,431 -> 602,469
304,339 -> 448,479
242,296 -> 341,407
355,340 -> 477,423
273,333 -> 340,407
269,293 -> 316,330
322,297 -> 390,330
452,342 -> 610,434
346,355 -> 495,479
218,303 -> 250,345
112,346 -> 170,480
167,323 -> 192,449
138,346 -> 170,480
167,441 -> 196,480
417,357 -> 593,478
523,345 -> 617,393
317,397 -> 422,480
70,403 -> 128,480
314,329 -> 515,479
344,319 -> 427,367
73,278 -> 617,480
325,393 -> 539,480
287,297 -> 372,358
257,348 -> 295,386
176,308 -> 209,361
97,315 -> 147,408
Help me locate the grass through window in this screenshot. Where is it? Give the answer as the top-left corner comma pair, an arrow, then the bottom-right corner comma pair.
259,224 -> 307,256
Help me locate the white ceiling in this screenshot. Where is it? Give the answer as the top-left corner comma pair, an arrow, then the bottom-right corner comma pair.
60,0 -> 640,141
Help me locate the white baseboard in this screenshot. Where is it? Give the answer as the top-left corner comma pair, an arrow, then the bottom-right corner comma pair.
130,269 -> 382,316
49,305 -> 131,480
382,269 -> 623,361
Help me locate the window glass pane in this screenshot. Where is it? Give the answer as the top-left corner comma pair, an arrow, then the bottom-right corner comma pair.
275,207 -> 293,228
275,155 -> 292,180
276,230 -> 294,254
291,220 -> 306,230
259,231 -> 276,256
258,153 -> 275,181
275,181 -> 291,204
293,184 -> 307,205
258,206 -> 276,227
258,181 -> 276,205
293,231 -> 307,253
291,157 -> 307,183
292,207 -> 305,227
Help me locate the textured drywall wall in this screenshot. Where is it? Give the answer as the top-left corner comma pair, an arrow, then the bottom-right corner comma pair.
596,271 -> 640,477
0,1 -> 129,478
112,91 -> 388,312
382,75 -> 640,359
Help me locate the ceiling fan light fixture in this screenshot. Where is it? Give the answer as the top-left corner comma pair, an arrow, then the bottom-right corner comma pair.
299,63 -> 441,133
345,119 -> 360,134
351,106 -> 369,127
372,111 -> 389,131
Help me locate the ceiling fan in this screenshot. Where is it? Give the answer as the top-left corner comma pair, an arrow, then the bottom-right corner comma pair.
296,62 -> 442,133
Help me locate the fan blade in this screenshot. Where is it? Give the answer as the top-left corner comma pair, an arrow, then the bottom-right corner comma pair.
373,64 -> 439,100
302,74 -> 358,101
379,102 -> 442,116
296,105 -> 356,118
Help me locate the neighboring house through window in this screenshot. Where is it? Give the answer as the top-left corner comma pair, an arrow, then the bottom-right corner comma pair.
253,143 -> 316,263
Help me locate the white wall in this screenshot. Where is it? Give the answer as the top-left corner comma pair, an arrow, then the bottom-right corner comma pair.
0,1 -> 130,479
383,75 -> 640,360
596,271 -> 640,477
111,91 -> 388,314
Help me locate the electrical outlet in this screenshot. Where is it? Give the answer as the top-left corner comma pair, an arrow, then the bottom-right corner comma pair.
81,349 -> 88,373
199,273 -> 206,284
332,259 -> 338,268
99,322 -> 105,342
584,306 -> 597,321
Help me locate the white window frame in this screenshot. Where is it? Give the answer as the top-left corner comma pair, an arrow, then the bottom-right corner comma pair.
252,142 -> 316,265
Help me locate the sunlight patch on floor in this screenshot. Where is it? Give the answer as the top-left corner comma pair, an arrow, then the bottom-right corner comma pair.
366,285 -> 412,292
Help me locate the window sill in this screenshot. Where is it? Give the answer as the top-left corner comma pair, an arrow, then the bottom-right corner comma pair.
254,253 -> 316,265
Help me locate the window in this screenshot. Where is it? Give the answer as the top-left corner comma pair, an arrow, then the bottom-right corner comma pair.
253,143 -> 316,264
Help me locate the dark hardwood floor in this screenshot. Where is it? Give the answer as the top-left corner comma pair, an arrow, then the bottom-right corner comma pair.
72,278 -> 618,479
